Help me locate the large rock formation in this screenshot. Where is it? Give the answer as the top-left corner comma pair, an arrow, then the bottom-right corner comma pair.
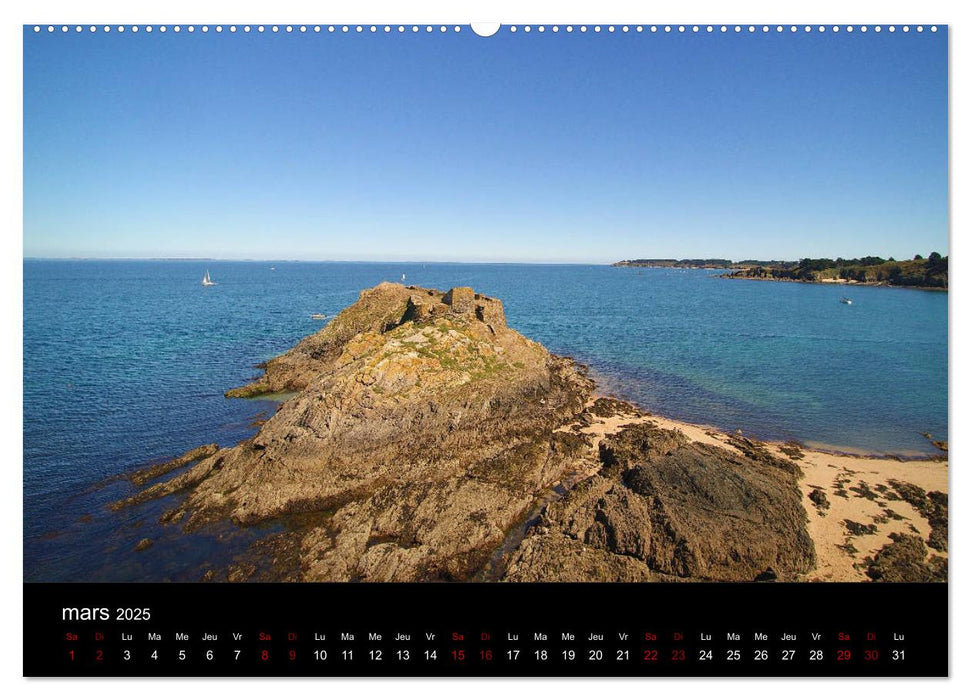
117,282 -> 817,583
124,283 -> 595,581
503,423 -> 816,582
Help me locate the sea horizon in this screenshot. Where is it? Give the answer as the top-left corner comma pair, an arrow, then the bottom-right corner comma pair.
24,256 -> 622,265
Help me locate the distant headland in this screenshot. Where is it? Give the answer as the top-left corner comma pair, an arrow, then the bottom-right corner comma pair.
723,254 -> 948,290
614,254 -> 948,290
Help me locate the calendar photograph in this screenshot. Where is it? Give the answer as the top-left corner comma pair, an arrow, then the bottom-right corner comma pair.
24,22 -> 947,596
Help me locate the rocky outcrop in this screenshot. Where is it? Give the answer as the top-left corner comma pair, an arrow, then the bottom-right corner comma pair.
886,480 -> 948,552
115,282 -> 818,583
119,283 -> 595,581
503,423 -> 816,582
129,444 -> 219,487
865,533 -> 947,582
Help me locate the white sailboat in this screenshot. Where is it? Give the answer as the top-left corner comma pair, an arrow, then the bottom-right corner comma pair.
202,269 -> 216,287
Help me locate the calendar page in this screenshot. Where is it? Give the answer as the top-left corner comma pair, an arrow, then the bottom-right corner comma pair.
22,20 -> 948,677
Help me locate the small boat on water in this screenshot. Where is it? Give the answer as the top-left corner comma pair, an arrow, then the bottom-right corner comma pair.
840,297 -> 852,305
201,270 -> 216,287
310,313 -> 327,320
401,273 -> 406,281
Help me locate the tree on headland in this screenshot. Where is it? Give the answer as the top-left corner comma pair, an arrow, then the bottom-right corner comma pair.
914,254 -> 924,260
924,252 -> 947,276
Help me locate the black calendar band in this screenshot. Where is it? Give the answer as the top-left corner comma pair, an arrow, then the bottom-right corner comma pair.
24,582 -> 947,677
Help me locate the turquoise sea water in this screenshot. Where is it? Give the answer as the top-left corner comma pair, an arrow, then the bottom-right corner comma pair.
23,260 -> 947,581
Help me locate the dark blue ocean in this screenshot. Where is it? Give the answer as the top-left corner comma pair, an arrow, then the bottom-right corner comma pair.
23,260 -> 948,581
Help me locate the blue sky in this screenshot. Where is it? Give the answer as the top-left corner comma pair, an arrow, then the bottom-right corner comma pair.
23,26 -> 948,263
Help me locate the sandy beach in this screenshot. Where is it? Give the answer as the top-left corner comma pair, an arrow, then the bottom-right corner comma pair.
571,397 -> 948,583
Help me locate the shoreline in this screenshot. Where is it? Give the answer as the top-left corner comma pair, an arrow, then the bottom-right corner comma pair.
96,384 -> 950,584
718,274 -> 948,293
596,396 -> 945,460
586,369 -> 945,461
